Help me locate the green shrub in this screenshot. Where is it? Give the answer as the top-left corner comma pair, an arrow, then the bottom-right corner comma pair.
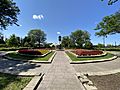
0,47 -> 32,51
99,48 -> 120,51
0,44 -> 7,47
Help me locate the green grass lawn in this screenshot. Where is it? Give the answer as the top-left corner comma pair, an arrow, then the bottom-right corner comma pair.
0,73 -> 32,90
66,51 -> 114,61
6,51 -> 55,61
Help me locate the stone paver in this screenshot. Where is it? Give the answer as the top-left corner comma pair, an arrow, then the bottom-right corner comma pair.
1,51 -> 120,89
73,52 -> 120,75
0,57 -> 51,76
37,51 -> 85,90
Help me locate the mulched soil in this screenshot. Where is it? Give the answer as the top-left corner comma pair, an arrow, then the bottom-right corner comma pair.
88,73 -> 120,90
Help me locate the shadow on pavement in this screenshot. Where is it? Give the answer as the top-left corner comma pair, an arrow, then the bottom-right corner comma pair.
0,57 -> 41,75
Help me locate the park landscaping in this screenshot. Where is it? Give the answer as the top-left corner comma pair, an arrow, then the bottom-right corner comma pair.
71,49 -> 103,56
5,49 -> 55,61
18,49 -> 50,56
66,49 -> 115,61
0,72 -> 32,90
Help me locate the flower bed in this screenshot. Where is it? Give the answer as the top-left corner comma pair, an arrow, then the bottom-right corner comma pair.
18,49 -> 49,55
72,49 -> 103,56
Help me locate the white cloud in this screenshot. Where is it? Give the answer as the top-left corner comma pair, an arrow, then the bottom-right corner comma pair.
57,32 -> 61,35
19,24 -> 22,26
33,14 -> 44,20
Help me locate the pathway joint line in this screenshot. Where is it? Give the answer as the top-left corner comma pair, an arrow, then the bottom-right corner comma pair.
37,51 -> 85,90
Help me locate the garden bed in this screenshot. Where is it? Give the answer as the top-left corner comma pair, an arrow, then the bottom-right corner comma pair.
0,73 -> 32,90
5,51 -> 55,61
71,49 -> 105,57
66,51 -> 115,61
18,49 -> 51,57
70,51 -> 107,58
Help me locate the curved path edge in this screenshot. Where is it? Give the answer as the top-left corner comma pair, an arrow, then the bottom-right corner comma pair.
80,68 -> 120,76
65,52 -> 118,64
3,52 -> 56,63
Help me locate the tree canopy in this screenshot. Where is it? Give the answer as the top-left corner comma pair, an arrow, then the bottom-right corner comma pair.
28,29 -> 46,47
6,34 -> 19,47
61,30 -> 91,48
70,30 -> 90,48
95,10 -> 120,36
61,36 -> 71,48
0,0 -> 20,30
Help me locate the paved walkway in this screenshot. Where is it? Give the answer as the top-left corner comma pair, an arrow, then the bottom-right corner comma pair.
37,51 -> 85,90
0,51 -> 120,89
73,52 -> 120,75
0,55 -> 50,76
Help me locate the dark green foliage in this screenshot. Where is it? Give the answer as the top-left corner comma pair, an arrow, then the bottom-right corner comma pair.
99,48 -> 120,51
0,47 -> 31,51
44,43 -> 53,48
84,41 -> 93,49
70,30 -> 90,48
97,43 -> 105,48
61,30 -> 91,49
95,10 -> 120,36
6,34 -> 19,47
0,44 -> 7,47
28,29 -> 46,47
0,33 -> 5,44
0,37 -> 5,44
61,36 -> 71,48
22,36 -> 31,47
95,10 -> 120,46
0,0 -> 20,30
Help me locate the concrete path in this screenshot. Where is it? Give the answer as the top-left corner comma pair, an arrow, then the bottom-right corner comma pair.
0,56 -> 51,76
1,51 -> 120,89
37,51 -> 85,90
73,51 -> 120,75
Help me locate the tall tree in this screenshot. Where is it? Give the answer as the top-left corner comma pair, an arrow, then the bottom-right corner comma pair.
95,10 -> 120,46
0,0 -> 20,30
28,29 -> 46,47
6,34 -> 19,47
84,41 -> 93,49
61,36 -> 71,48
0,33 -> 5,44
22,36 -> 31,47
70,30 -> 90,48
95,11 -> 120,35
95,30 -> 107,47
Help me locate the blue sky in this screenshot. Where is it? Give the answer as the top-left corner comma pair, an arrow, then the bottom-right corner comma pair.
2,0 -> 120,45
